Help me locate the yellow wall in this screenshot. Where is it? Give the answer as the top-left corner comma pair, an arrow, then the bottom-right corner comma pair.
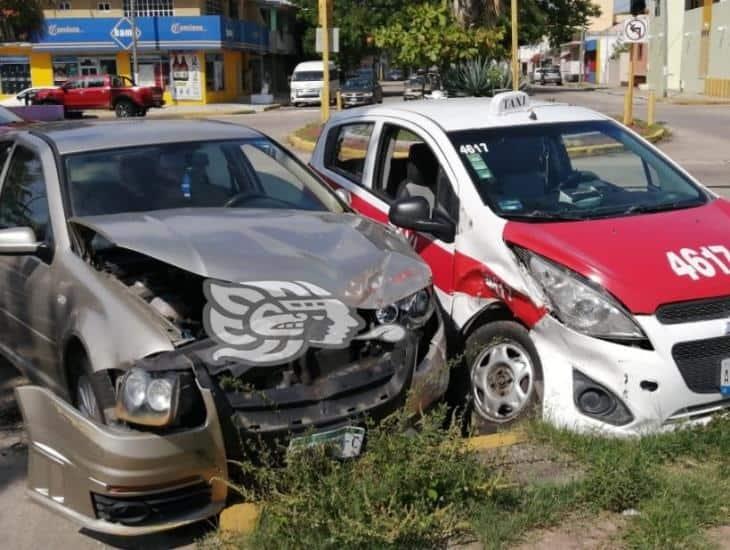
206,50 -> 242,103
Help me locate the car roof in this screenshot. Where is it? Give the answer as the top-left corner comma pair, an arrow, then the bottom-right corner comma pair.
294,61 -> 335,71
16,119 -> 264,155
331,96 -> 607,132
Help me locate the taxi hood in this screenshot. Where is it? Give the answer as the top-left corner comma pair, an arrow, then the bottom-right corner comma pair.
70,208 -> 431,309
504,199 -> 730,314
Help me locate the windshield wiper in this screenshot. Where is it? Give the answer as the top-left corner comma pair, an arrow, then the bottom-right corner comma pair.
502,210 -> 584,222
621,200 -> 703,216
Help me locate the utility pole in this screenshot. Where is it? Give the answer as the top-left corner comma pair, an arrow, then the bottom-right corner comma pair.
661,0 -> 668,97
319,0 -> 331,122
578,26 -> 585,86
511,0 -> 519,90
130,0 -> 139,84
623,42 -> 635,125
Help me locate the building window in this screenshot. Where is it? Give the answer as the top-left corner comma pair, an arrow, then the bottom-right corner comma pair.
204,0 -> 223,15
206,53 -> 225,92
685,0 -> 719,10
58,1 -> 72,10
123,0 -> 174,17
0,57 -> 31,95
228,0 -> 239,19
97,2 -> 111,11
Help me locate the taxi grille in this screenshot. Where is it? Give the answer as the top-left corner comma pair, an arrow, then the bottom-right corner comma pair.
656,296 -> 730,325
672,336 -> 730,393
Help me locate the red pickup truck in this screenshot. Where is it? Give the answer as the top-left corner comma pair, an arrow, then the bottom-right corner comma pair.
32,74 -> 164,118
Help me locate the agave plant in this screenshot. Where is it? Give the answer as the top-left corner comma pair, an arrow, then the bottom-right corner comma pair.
443,58 -> 528,97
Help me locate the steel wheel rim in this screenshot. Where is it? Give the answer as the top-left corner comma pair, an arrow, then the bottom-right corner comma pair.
470,341 -> 535,423
77,375 -> 100,421
117,103 -> 132,117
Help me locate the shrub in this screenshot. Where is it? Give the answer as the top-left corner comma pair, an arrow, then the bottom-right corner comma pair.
442,58 -> 528,97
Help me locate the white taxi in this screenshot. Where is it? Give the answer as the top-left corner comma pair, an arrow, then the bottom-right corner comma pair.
310,91 -> 730,435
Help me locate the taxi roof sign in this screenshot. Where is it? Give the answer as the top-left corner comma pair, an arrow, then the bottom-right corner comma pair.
490,91 -> 530,117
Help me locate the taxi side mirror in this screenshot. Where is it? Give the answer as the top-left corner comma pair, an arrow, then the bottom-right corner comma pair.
0,227 -> 42,255
389,196 -> 455,243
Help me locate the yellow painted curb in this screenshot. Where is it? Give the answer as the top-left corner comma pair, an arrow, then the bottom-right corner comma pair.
466,430 -> 526,451
288,132 -> 317,153
219,502 -> 261,533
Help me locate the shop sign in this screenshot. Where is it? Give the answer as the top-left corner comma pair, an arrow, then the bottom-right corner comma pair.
110,18 -> 141,50
170,52 -> 202,101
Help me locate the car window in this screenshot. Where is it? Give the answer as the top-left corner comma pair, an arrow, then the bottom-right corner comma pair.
325,123 -> 375,186
375,125 -> 459,219
65,138 -> 345,216
0,146 -> 51,241
64,80 -> 83,90
450,121 -> 706,221
86,78 -> 105,88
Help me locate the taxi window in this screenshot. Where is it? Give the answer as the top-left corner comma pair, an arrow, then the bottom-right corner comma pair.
325,123 -> 374,185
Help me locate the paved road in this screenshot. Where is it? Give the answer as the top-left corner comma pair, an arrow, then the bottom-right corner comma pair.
2,86 -> 729,549
530,88 -> 730,197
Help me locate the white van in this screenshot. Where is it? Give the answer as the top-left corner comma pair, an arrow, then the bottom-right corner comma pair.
289,61 -> 339,107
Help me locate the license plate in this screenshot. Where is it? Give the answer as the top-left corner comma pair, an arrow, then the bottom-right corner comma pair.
721,359 -> 730,396
288,426 -> 365,459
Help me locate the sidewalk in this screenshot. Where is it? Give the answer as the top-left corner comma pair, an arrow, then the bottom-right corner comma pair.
595,87 -> 730,105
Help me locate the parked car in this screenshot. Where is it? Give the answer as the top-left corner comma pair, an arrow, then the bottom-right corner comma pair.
289,60 -> 340,107
387,68 -> 404,81
311,91 -> 730,436
340,76 -> 383,107
538,66 -> 562,85
404,76 -> 426,101
2,119 -> 447,534
0,86 -> 59,107
32,74 -> 163,118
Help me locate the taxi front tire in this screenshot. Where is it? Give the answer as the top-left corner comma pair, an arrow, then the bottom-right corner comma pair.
463,321 -> 543,433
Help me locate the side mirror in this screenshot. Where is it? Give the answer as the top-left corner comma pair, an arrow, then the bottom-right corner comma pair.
0,227 -> 41,255
389,197 -> 456,243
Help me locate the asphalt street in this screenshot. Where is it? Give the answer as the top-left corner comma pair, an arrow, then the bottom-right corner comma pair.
1,85 -> 728,549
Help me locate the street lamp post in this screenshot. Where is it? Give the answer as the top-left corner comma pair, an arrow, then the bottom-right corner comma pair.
511,0 -> 519,91
130,0 -> 139,84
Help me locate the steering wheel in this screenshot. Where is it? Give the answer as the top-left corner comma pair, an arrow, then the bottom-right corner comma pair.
223,191 -> 296,209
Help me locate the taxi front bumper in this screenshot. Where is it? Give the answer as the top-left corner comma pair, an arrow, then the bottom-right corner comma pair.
533,315 -> 730,436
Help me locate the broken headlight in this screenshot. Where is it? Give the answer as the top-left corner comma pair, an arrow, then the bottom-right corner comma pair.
116,368 -> 181,427
375,287 -> 434,328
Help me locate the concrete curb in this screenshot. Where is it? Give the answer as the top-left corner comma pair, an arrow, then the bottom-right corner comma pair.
287,125 -> 668,155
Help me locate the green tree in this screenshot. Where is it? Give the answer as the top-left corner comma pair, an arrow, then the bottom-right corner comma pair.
0,0 -> 45,42
293,0 -> 418,72
374,3 -> 503,72
451,0 -> 602,47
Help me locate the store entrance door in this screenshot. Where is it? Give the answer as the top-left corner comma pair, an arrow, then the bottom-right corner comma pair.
78,57 -> 100,77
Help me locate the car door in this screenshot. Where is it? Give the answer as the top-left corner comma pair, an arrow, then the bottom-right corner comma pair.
62,79 -> 86,110
84,76 -> 109,108
315,120 -> 460,312
0,142 -> 60,388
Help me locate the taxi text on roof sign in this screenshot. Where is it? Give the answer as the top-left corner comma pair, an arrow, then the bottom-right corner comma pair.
490,91 -> 530,117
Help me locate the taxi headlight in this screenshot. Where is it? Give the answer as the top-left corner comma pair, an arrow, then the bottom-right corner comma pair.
521,251 -> 645,340
375,288 -> 434,328
116,368 -> 180,427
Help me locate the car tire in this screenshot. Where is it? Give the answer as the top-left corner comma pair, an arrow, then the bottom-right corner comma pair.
70,354 -> 106,424
460,321 -> 543,434
136,107 -> 148,117
115,99 -> 135,118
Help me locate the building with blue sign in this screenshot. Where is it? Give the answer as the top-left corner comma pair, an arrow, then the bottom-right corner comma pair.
0,0 -> 299,104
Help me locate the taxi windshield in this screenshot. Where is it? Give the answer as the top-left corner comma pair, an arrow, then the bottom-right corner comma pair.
450,121 -> 708,221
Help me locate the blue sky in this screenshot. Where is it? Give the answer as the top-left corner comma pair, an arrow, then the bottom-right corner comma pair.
614,0 -> 631,12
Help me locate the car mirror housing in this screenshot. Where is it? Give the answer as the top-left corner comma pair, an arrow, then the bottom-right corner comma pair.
389,197 -> 456,243
0,227 -> 42,255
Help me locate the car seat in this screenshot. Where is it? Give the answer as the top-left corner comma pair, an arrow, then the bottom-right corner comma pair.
395,143 -> 439,212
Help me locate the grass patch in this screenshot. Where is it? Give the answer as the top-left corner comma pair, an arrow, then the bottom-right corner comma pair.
293,122 -> 322,143
611,115 -> 668,141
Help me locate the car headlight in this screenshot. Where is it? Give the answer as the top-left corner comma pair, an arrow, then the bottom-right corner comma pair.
375,288 -> 434,328
521,251 -> 645,340
363,92 -> 373,97
116,368 -> 180,427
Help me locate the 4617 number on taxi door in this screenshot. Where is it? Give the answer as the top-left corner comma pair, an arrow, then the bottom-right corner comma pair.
667,246 -> 730,280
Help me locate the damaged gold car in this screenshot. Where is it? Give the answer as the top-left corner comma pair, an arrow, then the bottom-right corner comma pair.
0,120 -> 448,535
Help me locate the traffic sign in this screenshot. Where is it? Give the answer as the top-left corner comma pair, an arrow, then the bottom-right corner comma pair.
623,16 -> 648,44
315,27 -> 340,53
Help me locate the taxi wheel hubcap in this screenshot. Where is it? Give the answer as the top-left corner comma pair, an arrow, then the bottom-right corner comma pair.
471,341 -> 534,423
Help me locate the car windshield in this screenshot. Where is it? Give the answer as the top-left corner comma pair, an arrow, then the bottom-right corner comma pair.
450,121 -> 708,221
407,78 -> 424,86
64,138 -> 345,217
0,106 -> 22,125
292,71 -> 323,82
344,78 -> 371,88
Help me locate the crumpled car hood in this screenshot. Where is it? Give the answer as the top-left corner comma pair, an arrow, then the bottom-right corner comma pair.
70,208 -> 432,308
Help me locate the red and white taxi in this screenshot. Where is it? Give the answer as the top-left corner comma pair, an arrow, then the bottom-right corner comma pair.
310,91 -> 730,435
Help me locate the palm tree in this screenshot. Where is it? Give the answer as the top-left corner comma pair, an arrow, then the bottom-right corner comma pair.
0,0 -> 45,43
